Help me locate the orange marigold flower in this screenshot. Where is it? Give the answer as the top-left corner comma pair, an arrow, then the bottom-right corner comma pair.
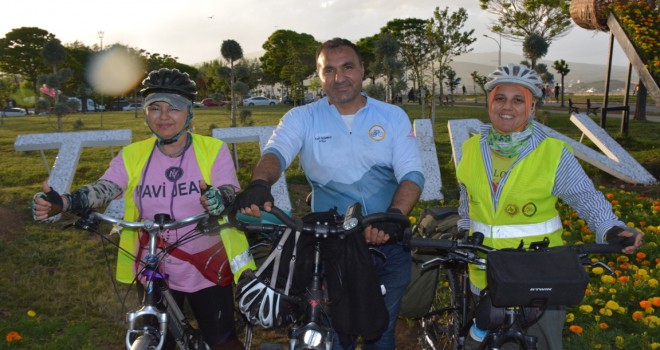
599,322 -> 609,329
5,331 -> 22,343
618,276 -> 630,283
652,297 -> 660,307
632,311 -> 645,320
636,252 -> 647,260
611,200 -> 619,205
569,325 -> 583,334
606,193 -> 615,199
640,300 -> 652,309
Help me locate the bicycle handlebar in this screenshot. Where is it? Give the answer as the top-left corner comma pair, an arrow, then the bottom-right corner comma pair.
408,235 -> 624,257
229,202 -> 410,238
73,210 -> 216,233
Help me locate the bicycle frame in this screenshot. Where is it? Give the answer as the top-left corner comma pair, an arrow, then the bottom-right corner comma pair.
74,211 -> 212,350
408,232 -> 622,350
234,203 -> 409,350
288,241 -> 333,350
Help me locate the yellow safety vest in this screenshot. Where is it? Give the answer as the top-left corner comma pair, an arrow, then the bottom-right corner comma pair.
456,136 -> 568,289
116,133 -> 255,284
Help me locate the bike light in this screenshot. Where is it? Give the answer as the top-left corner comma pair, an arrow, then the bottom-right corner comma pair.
303,329 -> 323,347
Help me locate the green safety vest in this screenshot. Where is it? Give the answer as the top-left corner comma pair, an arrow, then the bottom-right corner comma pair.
115,134 -> 255,284
456,136 -> 568,290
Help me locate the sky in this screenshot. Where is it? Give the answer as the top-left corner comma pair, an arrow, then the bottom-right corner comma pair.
0,0 -> 631,67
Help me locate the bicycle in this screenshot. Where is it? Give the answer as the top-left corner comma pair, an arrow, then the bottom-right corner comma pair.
405,231 -> 624,350
72,209 -> 225,350
228,202 -> 410,350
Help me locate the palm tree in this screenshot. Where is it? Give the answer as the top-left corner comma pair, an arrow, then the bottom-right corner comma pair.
552,59 -> 570,107
220,40 -> 243,127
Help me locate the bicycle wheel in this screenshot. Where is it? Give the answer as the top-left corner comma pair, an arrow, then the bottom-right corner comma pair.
130,333 -> 159,350
419,262 -> 468,350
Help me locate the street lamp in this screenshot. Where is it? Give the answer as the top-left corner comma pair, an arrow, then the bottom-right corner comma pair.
483,33 -> 501,67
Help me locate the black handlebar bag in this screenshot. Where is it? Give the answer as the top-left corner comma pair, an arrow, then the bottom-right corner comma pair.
486,246 -> 589,307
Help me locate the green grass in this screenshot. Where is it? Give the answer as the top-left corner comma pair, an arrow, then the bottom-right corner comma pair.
0,103 -> 659,349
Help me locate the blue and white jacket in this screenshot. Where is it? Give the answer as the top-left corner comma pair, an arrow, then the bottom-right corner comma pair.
264,93 -> 424,215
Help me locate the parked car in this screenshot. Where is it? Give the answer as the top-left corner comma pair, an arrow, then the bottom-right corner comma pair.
1,107 -> 28,117
111,99 -> 130,111
123,103 -> 143,111
193,102 -> 206,108
67,97 -> 105,112
243,96 -> 278,106
201,98 -> 226,107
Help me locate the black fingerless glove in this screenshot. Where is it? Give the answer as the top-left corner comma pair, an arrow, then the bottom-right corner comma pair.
605,226 -> 639,247
234,180 -> 274,210
371,208 -> 405,242
32,187 -> 64,220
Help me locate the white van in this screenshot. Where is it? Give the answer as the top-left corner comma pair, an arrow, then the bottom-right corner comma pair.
67,97 -> 105,112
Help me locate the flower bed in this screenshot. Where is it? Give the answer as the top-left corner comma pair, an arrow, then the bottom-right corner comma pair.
560,187 -> 659,349
611,1 -> 660,81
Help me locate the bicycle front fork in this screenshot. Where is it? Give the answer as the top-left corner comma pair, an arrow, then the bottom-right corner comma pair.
125,304 -> 168,350
289,242 -> 333,350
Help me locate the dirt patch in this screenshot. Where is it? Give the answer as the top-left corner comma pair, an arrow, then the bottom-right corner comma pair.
0,205 -> 28,241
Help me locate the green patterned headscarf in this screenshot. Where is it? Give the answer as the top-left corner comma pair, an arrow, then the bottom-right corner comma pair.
486,122 -> 534,158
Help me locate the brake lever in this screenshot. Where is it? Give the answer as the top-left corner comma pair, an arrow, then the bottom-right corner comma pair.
196,215 -> 223,235
591,260 -> 615,275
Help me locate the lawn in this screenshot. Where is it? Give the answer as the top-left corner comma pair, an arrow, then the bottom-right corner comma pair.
0,102 -> 658,349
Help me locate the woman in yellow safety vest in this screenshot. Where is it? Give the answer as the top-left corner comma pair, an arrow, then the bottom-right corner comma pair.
457,64 -> 643,350
32,68 -> 253,350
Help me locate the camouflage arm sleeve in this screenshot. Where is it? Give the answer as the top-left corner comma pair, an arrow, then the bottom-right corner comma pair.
62,179 -> 123,212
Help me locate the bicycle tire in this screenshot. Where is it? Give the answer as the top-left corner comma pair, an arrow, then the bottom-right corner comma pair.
130,333 -> 159,350
419,262 -> 467,350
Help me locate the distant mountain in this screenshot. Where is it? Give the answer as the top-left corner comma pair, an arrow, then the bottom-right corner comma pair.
441,51 -> 638,93
242,50 -> 638,92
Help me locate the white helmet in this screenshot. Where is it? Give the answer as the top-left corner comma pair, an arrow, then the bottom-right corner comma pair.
236,269 -> 301,329
485,64 -> 544,98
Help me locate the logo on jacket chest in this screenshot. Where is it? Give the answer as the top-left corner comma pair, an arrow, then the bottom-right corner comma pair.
369,125 -> 386,141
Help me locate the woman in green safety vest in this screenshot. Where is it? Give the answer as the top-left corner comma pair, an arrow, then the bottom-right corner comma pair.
32,68 -> 253,350
457,64 -> 643,350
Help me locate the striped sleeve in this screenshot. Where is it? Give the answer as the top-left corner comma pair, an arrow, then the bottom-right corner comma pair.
552,146 -> 624,243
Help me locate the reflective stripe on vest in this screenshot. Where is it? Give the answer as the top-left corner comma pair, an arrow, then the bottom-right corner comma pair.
457,135 -> 568,290
470,215 -> 562,239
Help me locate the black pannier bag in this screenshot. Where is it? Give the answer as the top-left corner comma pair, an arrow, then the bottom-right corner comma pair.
486,245 -> 589,307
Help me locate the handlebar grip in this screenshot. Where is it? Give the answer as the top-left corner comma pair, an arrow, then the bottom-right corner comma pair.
267,206 -> 297,229
362,212 -> 410,226
572,243 -> 623,255
409,237 -> 456,250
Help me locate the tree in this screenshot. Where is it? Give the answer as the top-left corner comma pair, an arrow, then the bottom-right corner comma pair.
426,7 -> 476,121
356,34 -> 380,84
553,59 -> 570,107
260,30 -> 318,104
380,18 -> 431,104
479,0 -> 572,45
0,27 -> 55,100
444,67 -> 461,100
40,38 -> 72,131
471,71 -> 488,104
522,33 -> 549,69
371,33 -> 404,103
221,39 -> 243,127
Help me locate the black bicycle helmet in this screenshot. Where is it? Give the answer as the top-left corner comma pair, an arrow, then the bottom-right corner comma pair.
140,68 -> 197,101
